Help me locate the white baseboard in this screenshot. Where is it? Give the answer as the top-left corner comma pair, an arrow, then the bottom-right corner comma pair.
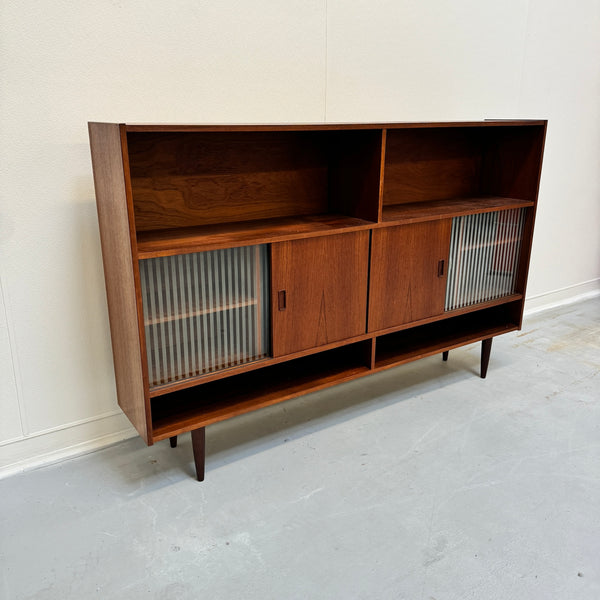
0,411 -> 136,480
1,278 -> 598,480
524,278 -> 600,316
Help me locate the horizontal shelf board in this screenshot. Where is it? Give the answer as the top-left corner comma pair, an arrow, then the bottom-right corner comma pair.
374,323 -> 518,371
137,214 -> 373,258
443,294 -> 522,318
123,120 -> 547,133
144,298 -> 258,326
151,352 -> 370,439
380,197 -> 534,226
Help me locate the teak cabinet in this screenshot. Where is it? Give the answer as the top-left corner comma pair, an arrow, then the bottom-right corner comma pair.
88,120 -> 546,481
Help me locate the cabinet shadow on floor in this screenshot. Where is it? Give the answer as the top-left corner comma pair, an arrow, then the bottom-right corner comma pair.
151,345 -> 514,479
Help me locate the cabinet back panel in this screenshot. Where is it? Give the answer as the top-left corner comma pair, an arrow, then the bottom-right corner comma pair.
127,132 -> 330,231
383,128 -> 484,205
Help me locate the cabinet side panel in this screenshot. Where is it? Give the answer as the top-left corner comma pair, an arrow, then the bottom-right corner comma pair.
513,123 -> 547,327
483,122 -> 546,327
89,122 -> 150,443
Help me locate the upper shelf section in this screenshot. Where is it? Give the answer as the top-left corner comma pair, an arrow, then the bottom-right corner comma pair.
126,129 -> 383,237
381,125 -> 546,209
91,120 -> 546,257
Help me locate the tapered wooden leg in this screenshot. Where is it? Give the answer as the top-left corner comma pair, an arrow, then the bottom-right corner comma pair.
481,338 -> 493,379
191,428 -> 206,482
169,436 -> 177,448
442,351 -> 449,361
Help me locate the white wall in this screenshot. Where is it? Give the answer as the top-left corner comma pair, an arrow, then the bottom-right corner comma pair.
1,0 -> 599,475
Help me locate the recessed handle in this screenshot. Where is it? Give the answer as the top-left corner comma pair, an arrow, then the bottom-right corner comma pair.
278,290 -> 287,311
437,259 -> 445,277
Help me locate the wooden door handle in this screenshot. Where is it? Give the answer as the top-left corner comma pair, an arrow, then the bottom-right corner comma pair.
437,259 -> 445,277
278,290 -> 287,311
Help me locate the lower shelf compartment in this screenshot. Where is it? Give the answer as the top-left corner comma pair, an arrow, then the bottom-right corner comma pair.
151,303 -> 522,442
151,341 -> 372,440
374,303 -> 520,369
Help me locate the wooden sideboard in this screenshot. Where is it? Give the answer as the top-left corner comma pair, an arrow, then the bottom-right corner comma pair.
89,120 -> 546,480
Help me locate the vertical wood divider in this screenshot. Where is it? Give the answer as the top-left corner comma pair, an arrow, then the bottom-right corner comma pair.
370,338 -> 377,369
377,129 -> 387,223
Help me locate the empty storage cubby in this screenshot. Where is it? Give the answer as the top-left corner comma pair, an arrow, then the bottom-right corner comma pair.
126,129 -> 383,254
374,302 -> 521,370
381,124 -> 546,223
383,127 -> 485,206
150,339 -> 373,439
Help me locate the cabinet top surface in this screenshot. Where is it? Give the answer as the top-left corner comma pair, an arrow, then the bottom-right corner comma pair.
89,120 -> 547,133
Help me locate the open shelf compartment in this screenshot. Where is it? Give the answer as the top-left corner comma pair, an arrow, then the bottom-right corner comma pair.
127,129 -> 383,255
381,124 -> 545,223
151,340 -> 372,440
374,302 -> 521,370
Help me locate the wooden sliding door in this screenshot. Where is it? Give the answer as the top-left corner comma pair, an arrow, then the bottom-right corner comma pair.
369,221 -> 451,331
271,232 -> 369,357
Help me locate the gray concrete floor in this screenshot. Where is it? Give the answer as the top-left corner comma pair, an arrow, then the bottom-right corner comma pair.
1,298 -> 599,600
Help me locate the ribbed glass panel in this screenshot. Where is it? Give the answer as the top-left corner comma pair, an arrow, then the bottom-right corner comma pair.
139,245 -> 270,388
445,208 -> 526,311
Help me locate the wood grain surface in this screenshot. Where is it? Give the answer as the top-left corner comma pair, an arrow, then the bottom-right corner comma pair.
88,122 -> 151,443
369,221 -> 452,331
127,131 -> 331,231
381,196 -> 534,225
136,214 -> 373,258
382,128 -> 484,205
271,231 -> 370,356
